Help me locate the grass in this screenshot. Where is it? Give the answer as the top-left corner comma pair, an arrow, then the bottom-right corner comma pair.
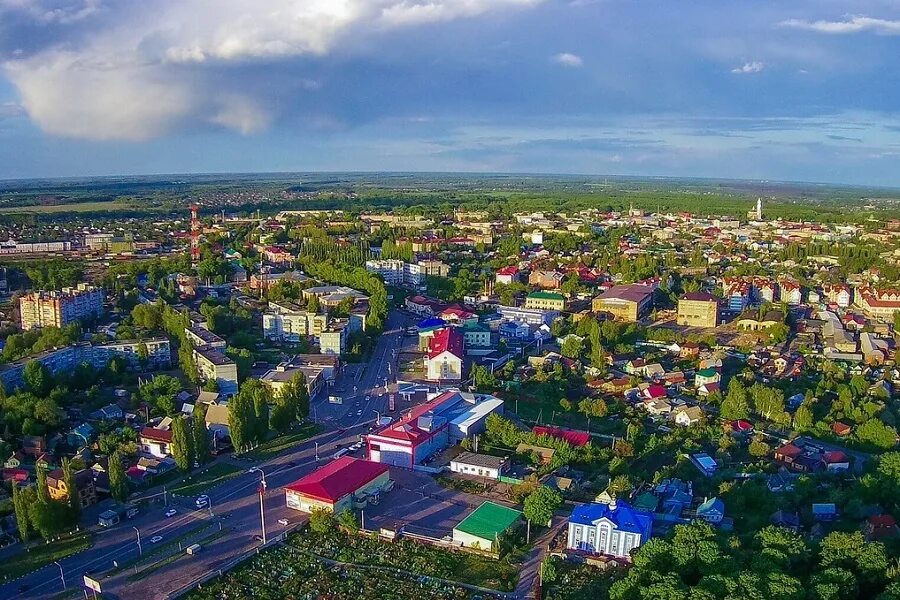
242,423 -> 321,461
0,532 -> 92,582
109,522 -> 214,575
0,201 -> 133,214
169,464 -> 243,497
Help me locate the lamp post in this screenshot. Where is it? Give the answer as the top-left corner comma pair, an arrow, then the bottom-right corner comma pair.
249,467 -> 268,545
133,526 -> 143,558
53,560 -> 66,591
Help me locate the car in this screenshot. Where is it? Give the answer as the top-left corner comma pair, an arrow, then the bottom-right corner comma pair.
150,535 -> 163,544
165,508 -> 177,517
254,534 -> 264,542
195,495 -> 210,508
278,518 -> 289,526
285,461 -> 297,467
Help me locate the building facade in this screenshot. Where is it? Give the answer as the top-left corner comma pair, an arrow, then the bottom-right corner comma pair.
567,499 -> 653,560
677,293 -> 720,328
19,283 -> 104,330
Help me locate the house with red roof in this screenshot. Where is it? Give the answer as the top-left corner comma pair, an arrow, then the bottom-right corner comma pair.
425,327 -> 464,381
495,266 -> 520,285
139,426 -> 173,459
533,426 -> 591,447
284,456 -> 391,514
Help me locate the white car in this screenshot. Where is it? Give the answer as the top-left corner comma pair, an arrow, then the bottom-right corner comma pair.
150,535 -> 163,544
165,509 -> 177,517
195,495 -> 210,509
278,518 -> 289,526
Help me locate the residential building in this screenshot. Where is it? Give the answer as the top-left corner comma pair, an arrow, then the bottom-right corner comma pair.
19,283 -> 104,330
92,338 -> 172,369
452,502 -> 522,551
529,270 -> 564,289
284,457 -> 391,513
524,291 -> 566,311
424,327 -> 464,382
677,292 -> 719,328
462,323 -> 492,349
140,426 -> 172,458
496,304 -> 559,326
47,468 -> 98,508
449,452 -> 508,480
193,345 -> 239,397
185,326 -> 227,349
592,285 -> 654,322
495,266 -> 520,285
567,498 -> 653,560
696,497 -> 725,524
673,406 -> 705,427
260,361 -> 326,399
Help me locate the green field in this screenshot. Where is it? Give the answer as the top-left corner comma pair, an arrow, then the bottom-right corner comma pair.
0,201 -> 133,214
242,424 -> 321,461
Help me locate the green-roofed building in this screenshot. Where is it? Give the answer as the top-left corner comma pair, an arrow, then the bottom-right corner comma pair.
633,491 -> 659,513
524,291 -> 566,311
452,501 -> 522,551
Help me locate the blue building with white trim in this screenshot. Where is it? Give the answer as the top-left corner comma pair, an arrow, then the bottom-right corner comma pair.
567,499 -> 653,560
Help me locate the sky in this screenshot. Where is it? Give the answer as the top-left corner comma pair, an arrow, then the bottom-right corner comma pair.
1,0 -> 900,186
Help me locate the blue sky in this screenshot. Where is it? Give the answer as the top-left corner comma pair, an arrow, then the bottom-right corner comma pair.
1,0 -> 900,185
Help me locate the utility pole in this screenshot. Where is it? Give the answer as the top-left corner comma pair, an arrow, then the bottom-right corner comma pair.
133,526 -> 143,557
250,467 -> 268,545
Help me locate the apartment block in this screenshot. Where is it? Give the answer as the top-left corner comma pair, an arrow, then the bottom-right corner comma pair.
19,283 -> 104,330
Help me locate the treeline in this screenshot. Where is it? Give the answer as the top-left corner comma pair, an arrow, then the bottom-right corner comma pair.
130,301 -> 198,383
301,259 -> 388,332
17,259 -> 84,290
227,376 -> 309,452
299,237 -> 370,267
0,324 -> 81,363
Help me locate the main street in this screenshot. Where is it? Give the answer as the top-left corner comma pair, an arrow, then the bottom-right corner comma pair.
0,310 -> 412,600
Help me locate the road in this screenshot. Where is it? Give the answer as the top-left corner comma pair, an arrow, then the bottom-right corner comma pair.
0,311 -> 412,600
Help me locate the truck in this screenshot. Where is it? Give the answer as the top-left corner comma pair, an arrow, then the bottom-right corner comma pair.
328,395 -> 342,405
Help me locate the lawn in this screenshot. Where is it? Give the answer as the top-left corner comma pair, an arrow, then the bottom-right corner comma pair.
242,423 -> 321,461
0,532 -> 92,582
169,464 -> 243,497
186,543 -> 506,600
288,528 -> 519,592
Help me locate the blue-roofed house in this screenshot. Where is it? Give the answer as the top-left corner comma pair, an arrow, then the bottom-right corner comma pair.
67,423 -> 96,449
566,499 -> 653,560
696,497 -> 725,524
417,318 -> 447,350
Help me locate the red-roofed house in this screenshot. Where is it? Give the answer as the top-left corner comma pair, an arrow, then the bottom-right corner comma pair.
774,442 -> 803,466
284,456 -> 391,514
439,305 -> 478,326
495,266 -> 520,285
139,427 -> 173,459
823,451 -> 850,472
532,426 -> 591,447
866,515 -> 899,541
425,327 -> 464,381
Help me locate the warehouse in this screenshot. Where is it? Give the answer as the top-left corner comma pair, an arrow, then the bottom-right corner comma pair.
284,457 -> 391,514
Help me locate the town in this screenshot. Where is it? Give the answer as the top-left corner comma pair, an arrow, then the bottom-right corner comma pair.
0,178 -> 896,600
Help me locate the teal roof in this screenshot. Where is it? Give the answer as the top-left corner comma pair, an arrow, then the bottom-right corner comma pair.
527,291 -> 564,300
454,502 -> 521,540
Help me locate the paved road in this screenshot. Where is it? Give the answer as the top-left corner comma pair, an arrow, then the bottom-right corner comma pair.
0,311 -> 413,600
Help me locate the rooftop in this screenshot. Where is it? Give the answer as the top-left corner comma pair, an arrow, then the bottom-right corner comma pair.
454,501 -> 521,540
284,457 -> 389,503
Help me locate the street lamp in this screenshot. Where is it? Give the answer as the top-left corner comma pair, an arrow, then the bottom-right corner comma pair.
53,560 -> 66,591
132,526 -> 143,558
249,467 -> 268,545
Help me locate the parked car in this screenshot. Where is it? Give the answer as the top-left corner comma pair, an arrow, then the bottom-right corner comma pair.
165,508 -> 177,517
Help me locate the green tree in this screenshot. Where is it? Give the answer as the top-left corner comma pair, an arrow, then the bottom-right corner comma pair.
560,335 -> 584,360
578,397 -> 608,419
109,451 -> 129,502
522,486 -> 562,543
856,419 -> 898,450
171,415 -> 195,472
192,405 -> 211,465
23,361 -> 53,397
309,507 -> 335,534
11,482 -> 32,543
138,374 -> 182,416
721,379 -> 750,421
62,457 -> 81,523
336,509 -> 359,532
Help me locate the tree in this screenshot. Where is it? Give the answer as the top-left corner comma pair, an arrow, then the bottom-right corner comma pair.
560,336 -> 584,360
109,451 -> 129,502
192,405 -> 211,465
309,507 -> 335,534
23,361 -> 53,397
721,379 -> 750,421
12,482 -> 32,543
336,509 -> 359,532
171,415 -> 195,472
578,398 -> 608,419
856,419 -> 898,450
749,439 -> 771,458
522,486 -> 562,543
138,374 -> 182,416
62,457 -> 81,523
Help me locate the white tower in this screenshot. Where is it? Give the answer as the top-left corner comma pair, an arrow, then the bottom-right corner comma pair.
756,198 -> 762,220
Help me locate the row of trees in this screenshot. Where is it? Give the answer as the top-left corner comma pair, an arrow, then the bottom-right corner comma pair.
170,408 -> 212,472
228,374 -> 309,452
12,458 -> 81,542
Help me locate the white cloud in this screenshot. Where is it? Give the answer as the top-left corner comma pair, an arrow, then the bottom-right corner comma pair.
779,16 -> 900,35
2,0 -> 543,140
731,61 -> 764,74
553,52 -> 583,68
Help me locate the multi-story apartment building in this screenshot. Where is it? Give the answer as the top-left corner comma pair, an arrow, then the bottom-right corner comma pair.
677,292 -> 720,328
262,300 -> 330,342
365,259 -> 450,287
19,283 -> 104,330
592,285 -> 654,323
193,345 -> 239,397
185,325 -> 227,349
524,291 -> 566,311
92,338 -> 172,370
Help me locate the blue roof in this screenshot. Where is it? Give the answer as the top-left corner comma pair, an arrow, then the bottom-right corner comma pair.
570,501 -> 653,539
697,497 -> 724,514
417,317 -> 446,330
